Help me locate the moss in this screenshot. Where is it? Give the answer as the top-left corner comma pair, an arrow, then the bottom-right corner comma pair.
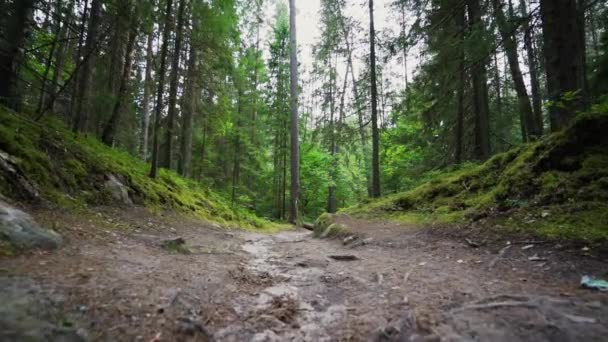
0,239 -> 16,257
0,106 -> 275,231
341,104 -> 608,242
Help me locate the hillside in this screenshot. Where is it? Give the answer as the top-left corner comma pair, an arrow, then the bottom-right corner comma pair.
0,106 -> 270,230
342,104 -> 608,242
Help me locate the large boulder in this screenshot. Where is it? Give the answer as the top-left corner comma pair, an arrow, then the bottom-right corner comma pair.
103,174 -> 133,205
0,200 -> 62,251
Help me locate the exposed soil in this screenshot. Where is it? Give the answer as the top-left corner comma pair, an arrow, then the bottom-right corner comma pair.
1,209 -> 607,341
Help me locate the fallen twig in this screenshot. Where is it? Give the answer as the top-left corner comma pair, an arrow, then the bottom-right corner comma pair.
488,245 -> 512,268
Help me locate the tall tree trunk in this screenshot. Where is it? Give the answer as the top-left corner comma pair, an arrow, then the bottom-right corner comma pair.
288,0 -> 300,224
467,0 -> 491,160
37,0 -> 64,115
68,0 -> 89,121
49,0 -> 76,115
519,0 -> 543,135
0,0 -> 36,111
150,0 -> 174,179
455,5 -> 465,164
141,30 -> 154,160
178,31 -> 198,177
493,0 -> 538,140
101,25 -> 138,146
162,0 -> 186,169
369,0 -> 381,198
72,0 -> 102,133
539,0 -> 587,131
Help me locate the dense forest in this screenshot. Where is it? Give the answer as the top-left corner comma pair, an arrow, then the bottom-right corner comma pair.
2,1 -> 608,340
1,0 -> 607,223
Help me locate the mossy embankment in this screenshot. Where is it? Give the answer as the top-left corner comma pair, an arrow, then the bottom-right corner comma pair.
343,104 -> 608,242
0,106 -> 274,230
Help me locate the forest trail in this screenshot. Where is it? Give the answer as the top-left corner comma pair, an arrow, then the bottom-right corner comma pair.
1,209 -> 607,341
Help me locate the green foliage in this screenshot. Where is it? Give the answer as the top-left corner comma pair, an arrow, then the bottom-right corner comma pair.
0,106 -> 275,230
344,104 -> 608,241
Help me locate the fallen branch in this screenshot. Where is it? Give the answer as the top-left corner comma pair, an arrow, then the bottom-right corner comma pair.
451,300 -> 539,313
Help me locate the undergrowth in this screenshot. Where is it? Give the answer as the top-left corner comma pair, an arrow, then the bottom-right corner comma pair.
344,103 -> 608,242
0,106 -> 276,231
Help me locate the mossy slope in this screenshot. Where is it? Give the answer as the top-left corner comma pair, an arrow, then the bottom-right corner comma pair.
0,106 -> 272,230
345,104 -> 608,241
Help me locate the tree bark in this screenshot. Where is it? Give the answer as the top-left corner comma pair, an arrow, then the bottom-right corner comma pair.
519,0 -> 543,135
455,5 -> 466,164
162,0 -> 186,169
0,0 -> 36,111
101,25 -> 138,146
467,0 -> 491,160
493,0 -> 538,140
288,0 -> 300,224
539,0 -> 587,131
150,0 -> 174,179
72,0 -> 102,133
178,29 -> 198,177
369,0 -> 381,198
141,30 -> 154,160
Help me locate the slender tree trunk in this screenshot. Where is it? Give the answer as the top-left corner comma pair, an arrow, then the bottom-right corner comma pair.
72,0 -> 102,133
141,31 -> 154,160
101,26 -> 138,146
49,0 -> 76,115
539,0 -> 587,131
288,0 -> 300,224
467,0 -> 491,160
0,0 -> 36,111
178,29 -> 198,177
519,0 -> 543,135
69,0 -> 89,121
150,0 -> 174,179
455,5 -> 465,164
37,0 -> 64,115
162,0 -> 186,169
369,0 -> 381,198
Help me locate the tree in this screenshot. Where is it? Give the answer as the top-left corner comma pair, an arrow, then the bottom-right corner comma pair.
141,30 -> 155,160
369,0 -> 381,198
72,0 -> 103,133
540,0 -> 587,131
102,11 -> 139,146
467,0 -> 491,160
150,0 -> 174,179
163,0 -> 187,169
288,0 -> 301,223
492,0 -> 538,140
0,0 -> 36,111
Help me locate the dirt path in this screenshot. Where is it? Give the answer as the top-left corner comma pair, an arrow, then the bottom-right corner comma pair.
1,209 -> 607,341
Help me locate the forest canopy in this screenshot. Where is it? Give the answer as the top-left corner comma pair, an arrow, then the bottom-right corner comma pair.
0,0 -> 607,222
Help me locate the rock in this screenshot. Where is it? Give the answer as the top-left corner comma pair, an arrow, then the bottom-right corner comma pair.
0,200 -> 62,250
103,174 -> 132,205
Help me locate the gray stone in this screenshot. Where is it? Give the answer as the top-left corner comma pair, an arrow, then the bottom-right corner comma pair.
104,174 -> 132,205
0,200 -> 62,250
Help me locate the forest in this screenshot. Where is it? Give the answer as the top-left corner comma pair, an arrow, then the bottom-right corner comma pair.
1,0 -> 608,340
1,0 -> 607,221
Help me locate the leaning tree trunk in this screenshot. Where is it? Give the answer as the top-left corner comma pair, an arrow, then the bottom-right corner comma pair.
101,25 -> 138,146
150,0 -> 174,179
519,0 -> 543,135
0,0 -> 36,111
288,0 -> 301,224
539,0 -> 587,131
369,0 -> 381,198
163,0 -> 186,170
493,0 -> 538,140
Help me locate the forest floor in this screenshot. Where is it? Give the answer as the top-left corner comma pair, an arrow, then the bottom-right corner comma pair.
1,208 -> 608,341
